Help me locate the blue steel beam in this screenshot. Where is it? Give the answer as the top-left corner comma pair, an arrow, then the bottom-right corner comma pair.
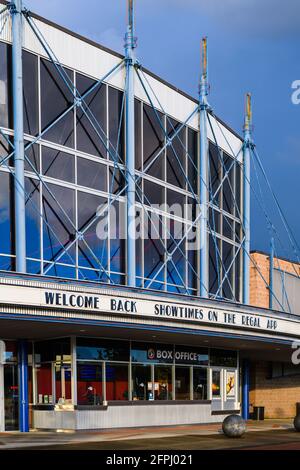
243,93 -> 252,304
199,38 -> 209,298
125,0 -> 136,287
18,340 -> 29,432
11,0 -> 26,273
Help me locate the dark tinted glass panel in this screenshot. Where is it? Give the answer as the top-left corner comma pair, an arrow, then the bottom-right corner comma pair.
209,142 -> 220,206
167,189 -> 185,214
42,146 -> 75,183
222,241 -> 233,299
236,162 -> 241,218
24,142 -> 39,172
223,152 -> 234,214
144,214 -> 165,284
108,86 -> 124,163
209,235 -> 220,295
76,338 -> 129,361
135,99 -> 142,170
0,170 -> 13,256
110,199 -> 125,274
167,220 -> 186,291
188,128 -> 197,193
193,368 -> 207,400
132,364 -> 152,400
106,363 -> 128,400
25,177 -> 40,260
35,338 -> 70,363
235,247 -> 241,302
23,51 -> 38,136
108,166 -> 125,195
76,74 -> 107,158
223,215 -> 234,240
42,183 -> 75,264
144,179 -> 164,207
77,157 -> 107,192
166,118 -> 186,188
0,42 -> 11,128
78,191 -> 108,276
209,207 -> 220,234
40,59 -> 74,147
187,249 -> 197,291
210,349 -> 237,367
175,367 -> 190,400
143,104 -> 164,180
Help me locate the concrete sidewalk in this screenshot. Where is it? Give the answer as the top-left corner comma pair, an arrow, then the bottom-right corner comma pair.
0,419 -> 295,450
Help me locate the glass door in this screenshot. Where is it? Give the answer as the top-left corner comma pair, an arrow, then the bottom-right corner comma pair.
4,364 -> 19,430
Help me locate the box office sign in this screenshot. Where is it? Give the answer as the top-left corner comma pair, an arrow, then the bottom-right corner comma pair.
0,283 -> 300,338
147,345 -> 209,365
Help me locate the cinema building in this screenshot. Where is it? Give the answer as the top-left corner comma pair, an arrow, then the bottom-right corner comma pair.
0,0 -> 299,432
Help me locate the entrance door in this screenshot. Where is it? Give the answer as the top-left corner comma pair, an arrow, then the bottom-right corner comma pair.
4,364 -> 19,430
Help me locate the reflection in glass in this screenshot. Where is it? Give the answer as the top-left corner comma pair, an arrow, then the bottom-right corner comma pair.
193,368 -> 207,400
106,363 -> 128,400
175,367 -> 190,400
76,73 -> 107,158
77,363 -> 103,405
132,364 -> 152,401
40,58 -> 74,147
154,365 -> 172,400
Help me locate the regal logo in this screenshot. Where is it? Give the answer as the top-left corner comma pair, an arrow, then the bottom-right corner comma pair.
147,348 -> 156,360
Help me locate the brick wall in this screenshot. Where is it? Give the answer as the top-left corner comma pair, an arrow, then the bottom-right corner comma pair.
249,361 -> 300,418
250,251 -> 300,310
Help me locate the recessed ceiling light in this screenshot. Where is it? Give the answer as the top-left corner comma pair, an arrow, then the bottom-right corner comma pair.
79,329 -> 86,333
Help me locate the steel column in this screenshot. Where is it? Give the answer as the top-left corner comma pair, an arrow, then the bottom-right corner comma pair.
269,237 -> 274,309
241,359 -> 250,420
199,38 -> 209,297
243,93 -> 252,304
18,340 -> 29,432
11,0 -> 26,273
124,0 -> 136,287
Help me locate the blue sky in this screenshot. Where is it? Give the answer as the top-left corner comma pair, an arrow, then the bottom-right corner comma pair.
25,0 -> 300,259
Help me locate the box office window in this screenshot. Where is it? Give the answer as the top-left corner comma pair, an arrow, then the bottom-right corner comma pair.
193,368 -> 207,400
132,364 -> 152,401
77,363 -> 103,405
175,366 -> 190,400
76,338 -> 129,362
154,365 -> 173,400
106,363 -> 128,400
210,349 -> 237,368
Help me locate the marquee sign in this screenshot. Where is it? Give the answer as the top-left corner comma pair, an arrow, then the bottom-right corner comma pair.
0,282 -> 300,339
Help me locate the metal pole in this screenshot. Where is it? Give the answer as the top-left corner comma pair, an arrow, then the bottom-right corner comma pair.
11,0 -> 26,273
18,340 -> 29,432
199,37 -> 209,297
241,359 -> 250,420
125,0 -> 136,287
269,237 -> 274,309
242,93 -> 252,304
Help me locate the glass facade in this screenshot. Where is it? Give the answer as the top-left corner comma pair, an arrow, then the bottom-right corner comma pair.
0,40 -> 243,301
